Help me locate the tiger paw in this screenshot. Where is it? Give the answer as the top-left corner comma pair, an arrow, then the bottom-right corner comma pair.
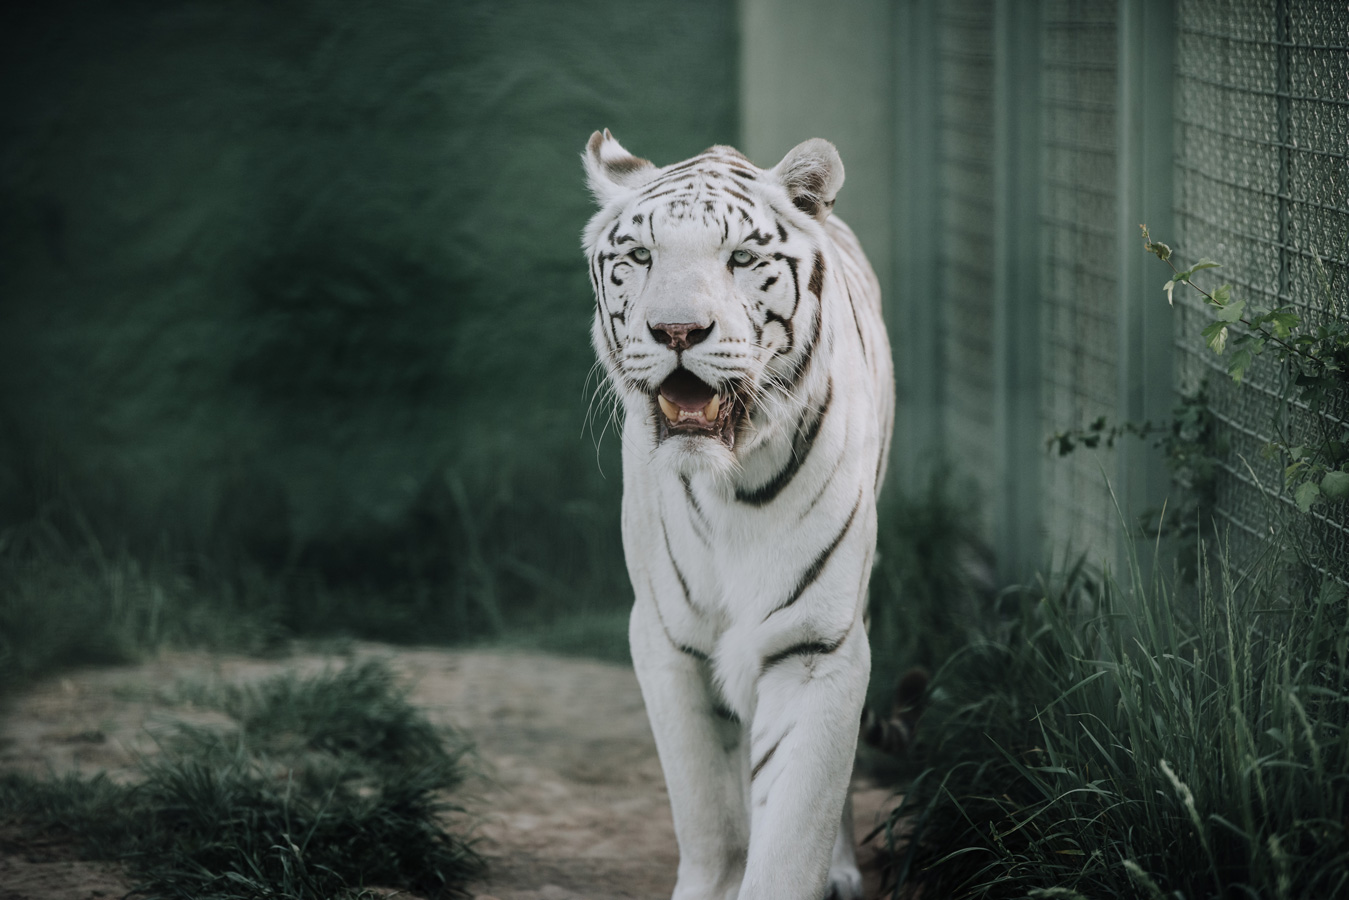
823,863 -> 863,900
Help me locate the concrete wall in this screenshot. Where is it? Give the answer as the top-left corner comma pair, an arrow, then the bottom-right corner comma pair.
739,0 -> 894,300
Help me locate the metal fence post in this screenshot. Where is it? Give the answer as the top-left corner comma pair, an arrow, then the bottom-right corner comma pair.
993,0 -> 1044,584
1116,0 -> 1175,578
892,0 -> 943,496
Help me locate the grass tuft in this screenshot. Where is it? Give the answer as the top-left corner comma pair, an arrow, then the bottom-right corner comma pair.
866,471 -> 994,737
880,534 -> 1349,899
0,659 -> 483,899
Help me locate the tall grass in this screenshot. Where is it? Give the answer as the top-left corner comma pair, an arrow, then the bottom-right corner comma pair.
0,659 -> 483,899
0,450 -> 636,691
868,471 -> 994,715
882,532 -> 1349,898
0,505 -> 287,691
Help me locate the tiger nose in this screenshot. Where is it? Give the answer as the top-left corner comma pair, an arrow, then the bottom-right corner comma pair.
649,322 -> 714,351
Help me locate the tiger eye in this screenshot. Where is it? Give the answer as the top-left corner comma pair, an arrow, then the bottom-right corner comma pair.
631,247 -> 651,262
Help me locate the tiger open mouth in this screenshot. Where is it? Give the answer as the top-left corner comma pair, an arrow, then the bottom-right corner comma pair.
655,368 -> 743,449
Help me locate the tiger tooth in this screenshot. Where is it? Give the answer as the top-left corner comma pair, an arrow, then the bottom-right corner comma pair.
705,395 -> 721,421
658,394 -> 680,423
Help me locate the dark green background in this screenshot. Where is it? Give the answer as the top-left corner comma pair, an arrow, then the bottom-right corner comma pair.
0,0 -> 737,619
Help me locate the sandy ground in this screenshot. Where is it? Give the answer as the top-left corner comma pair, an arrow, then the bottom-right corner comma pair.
0,645 -> 902,899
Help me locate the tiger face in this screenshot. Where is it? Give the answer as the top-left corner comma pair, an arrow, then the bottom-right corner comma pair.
582,130 -> 843,474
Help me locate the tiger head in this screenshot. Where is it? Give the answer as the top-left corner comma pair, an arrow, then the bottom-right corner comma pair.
582,130 -> 843,476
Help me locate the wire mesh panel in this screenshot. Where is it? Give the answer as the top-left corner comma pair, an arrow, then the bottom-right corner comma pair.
1040,0 -> 1122,564
1174,0 -> 1349,583
937,0 -> 997,538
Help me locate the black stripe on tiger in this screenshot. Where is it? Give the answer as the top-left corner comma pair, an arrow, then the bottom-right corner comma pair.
769,252 -> 801,357
764,488 -> 863,621
808,252 -> 825,297
845,284 -> 868,363
639,187 -> 680,203
777,299 -> 822,397
680,474 -> 712,542
735,378 -> 832,506
647,578 -> 710,663
712,702 -> 740,725
662,518 -> 705,618
595,261 -> 622,353
760,621 -> 852,674
751,728 -> 790,781
638,158 -> 703,187
802,451 -> 844,519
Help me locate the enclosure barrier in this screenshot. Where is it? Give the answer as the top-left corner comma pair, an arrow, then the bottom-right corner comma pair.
746,0 -> 1346,583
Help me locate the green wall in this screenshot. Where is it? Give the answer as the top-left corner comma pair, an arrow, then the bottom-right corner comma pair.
0,0 -> 737,586
740,0 -> 894,312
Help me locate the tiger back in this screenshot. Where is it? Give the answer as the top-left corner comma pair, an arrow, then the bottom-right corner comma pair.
582,130 -> 894,900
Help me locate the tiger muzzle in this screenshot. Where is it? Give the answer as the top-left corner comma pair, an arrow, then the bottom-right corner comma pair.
655,367 -> 742,448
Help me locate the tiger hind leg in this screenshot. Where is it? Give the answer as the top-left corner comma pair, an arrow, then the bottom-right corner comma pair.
824,792 -> 863,900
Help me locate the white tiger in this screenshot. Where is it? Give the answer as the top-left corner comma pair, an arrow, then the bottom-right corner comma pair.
582,130 -> 894,900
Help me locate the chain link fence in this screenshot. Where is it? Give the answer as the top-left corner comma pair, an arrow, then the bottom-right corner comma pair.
937,0 -> 998,539
1039,0 -> 1123,564
753,1 -> 1346,578
915,0 -> 1346,578
1174,0 -> 1349,582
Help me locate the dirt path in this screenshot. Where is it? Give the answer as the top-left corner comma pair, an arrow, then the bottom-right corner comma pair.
0,645 -> 902,899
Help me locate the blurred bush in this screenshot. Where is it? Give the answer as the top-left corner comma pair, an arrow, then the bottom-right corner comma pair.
0,0 -> 736,652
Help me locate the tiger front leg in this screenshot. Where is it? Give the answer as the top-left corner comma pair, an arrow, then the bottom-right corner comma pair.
629,594 -> 749,900
739,621 -> 870,900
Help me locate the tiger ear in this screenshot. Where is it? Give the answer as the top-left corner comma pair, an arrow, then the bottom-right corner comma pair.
584,129 -> 657,205
770,138 -> 845,222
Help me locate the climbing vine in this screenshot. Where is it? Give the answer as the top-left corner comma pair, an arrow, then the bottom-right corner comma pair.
1051,227 -> 1347,525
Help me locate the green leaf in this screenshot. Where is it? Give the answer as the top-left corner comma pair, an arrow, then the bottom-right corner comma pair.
1317,580 -> 1348,606
1163,278 -> 1178,306
1266,311 -> 1300,339
1202,321 -> 1228,354
1322,470 -> 1349,501
1228,349 -> 1253,382
1211,283 -> 1232,306
1216,299 -> 1246,322
1191,258 -> 1221,272
1294,480 -> 1321,513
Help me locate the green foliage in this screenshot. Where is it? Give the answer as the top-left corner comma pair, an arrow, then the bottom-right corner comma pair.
170,659 -> 453,772
0,660 -> 483,899
865,472 -> 993,746
0,495 -> 288,693
880,540 -> 1349,899
0,450 -> 636,690
1142,225 -> 1349,511
1048,387 -> 1222,561
0,0 -> 737,619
